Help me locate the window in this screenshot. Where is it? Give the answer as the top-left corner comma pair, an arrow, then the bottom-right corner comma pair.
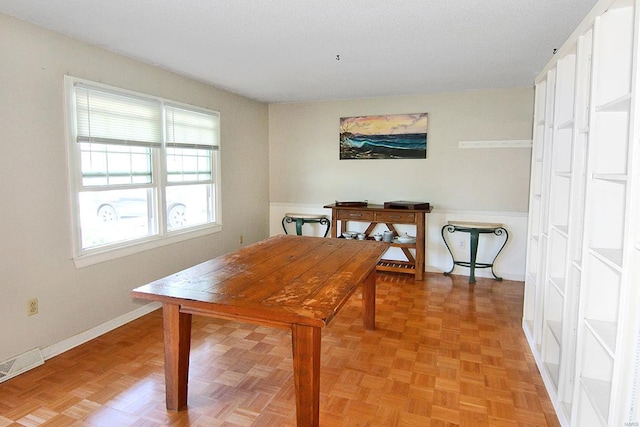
65,77 -> 221,264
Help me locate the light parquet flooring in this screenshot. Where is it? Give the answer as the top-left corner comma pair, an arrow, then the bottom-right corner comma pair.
0,272 -> 559,426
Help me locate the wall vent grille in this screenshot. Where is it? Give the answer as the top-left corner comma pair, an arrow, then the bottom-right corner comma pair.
0,348 -> 44,383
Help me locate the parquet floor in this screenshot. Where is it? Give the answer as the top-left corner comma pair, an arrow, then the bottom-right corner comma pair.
0,272 -> 559,426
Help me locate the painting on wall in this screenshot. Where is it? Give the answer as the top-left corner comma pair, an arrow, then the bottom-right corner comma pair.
339,113 -> 428,160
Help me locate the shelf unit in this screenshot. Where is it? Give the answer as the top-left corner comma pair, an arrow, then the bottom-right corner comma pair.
523,70 -> 555,354
523,0 -> 640,425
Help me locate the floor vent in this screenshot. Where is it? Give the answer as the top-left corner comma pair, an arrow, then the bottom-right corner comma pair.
0,348 -> 44,383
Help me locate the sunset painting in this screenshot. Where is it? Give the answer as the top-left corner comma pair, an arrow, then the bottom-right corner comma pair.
339,113 -> 428,160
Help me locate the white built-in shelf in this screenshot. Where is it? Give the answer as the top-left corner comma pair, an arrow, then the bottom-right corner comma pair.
557,119 -> 575,130
525,1 -> 639,425
550,277 -> 566,296
524,319 -> 533,331
592,173 -> 628,182
585,319 -> 618,357
546,362 -> 560,388
589,248 -> 623,271
524,320 -> 535,338
535,342 -> 542,355
549,321 -> 563,344
561,402 -> 572,424
572,259 -> 583,271
553,225 -> 569,237
581,377 -> 611,425
595,93 -> 632,112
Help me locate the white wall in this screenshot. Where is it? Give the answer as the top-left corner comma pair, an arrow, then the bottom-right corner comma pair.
0,13 -> 270,362
269,88 -> 533,211
269,88 -> 533,280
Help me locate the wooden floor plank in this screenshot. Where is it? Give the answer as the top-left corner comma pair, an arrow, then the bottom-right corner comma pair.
0,272 -> 558,426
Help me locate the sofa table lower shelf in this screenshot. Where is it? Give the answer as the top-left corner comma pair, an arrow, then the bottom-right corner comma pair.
377,259 -> 417,274
324,203 -> 432,280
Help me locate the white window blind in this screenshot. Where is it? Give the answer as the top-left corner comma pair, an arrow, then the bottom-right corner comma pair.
74,83 -> 163,187
74,83 -> 163,147
165,105 -> 219,149
165,105 -> 219,183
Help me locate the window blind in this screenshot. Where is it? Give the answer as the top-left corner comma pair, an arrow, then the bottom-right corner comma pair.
165,105 -> 220,149
74,83 -> 163,147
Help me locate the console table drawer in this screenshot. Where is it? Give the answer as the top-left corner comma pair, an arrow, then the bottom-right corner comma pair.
374,211 -> 416,223
336,210 -> 375,221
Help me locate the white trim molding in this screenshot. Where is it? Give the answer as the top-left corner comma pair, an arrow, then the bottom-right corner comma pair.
41,302 -> 161,360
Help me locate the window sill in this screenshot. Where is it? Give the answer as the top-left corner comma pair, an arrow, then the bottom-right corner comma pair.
73,223 -> 222,268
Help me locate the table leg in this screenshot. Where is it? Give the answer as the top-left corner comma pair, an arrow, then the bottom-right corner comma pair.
162,303 -> 192,411
320,217 -> 331,237
291,324 -> 321,427
415,212 -> 425,280
330,215 -> 338,238
362,269 -> 376,330
469,229 -> 480,284
490,227 -> 508,281
441,225 -> 456,276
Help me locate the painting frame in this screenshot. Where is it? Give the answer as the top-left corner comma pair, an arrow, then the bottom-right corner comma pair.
339,113 -> 428,160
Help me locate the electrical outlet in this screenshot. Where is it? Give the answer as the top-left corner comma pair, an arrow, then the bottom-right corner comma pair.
458,239 -> 466,250
27,298 -> 38,316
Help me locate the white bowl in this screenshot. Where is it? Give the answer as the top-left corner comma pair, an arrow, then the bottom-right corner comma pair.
397,234 -> 416,244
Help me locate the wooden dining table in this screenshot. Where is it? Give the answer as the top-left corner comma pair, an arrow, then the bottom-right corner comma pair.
131,234 -> 389,426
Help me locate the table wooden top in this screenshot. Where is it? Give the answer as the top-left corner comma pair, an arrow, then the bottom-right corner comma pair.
324,203 -> 432,213
131,235 -> 389,328
447,220 -> 503,229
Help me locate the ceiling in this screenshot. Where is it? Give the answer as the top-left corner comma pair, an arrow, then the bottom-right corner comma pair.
0,0 -> 598,104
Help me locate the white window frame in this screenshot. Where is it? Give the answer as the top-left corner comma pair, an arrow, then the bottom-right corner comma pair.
64,76 -> 222,268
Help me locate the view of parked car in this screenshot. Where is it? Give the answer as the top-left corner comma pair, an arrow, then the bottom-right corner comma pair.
78,185 -> 211,250
96,196 -> 187,229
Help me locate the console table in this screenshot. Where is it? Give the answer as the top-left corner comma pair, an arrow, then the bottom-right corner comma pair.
324,203 -> 431,280
441,221 -> 508,283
